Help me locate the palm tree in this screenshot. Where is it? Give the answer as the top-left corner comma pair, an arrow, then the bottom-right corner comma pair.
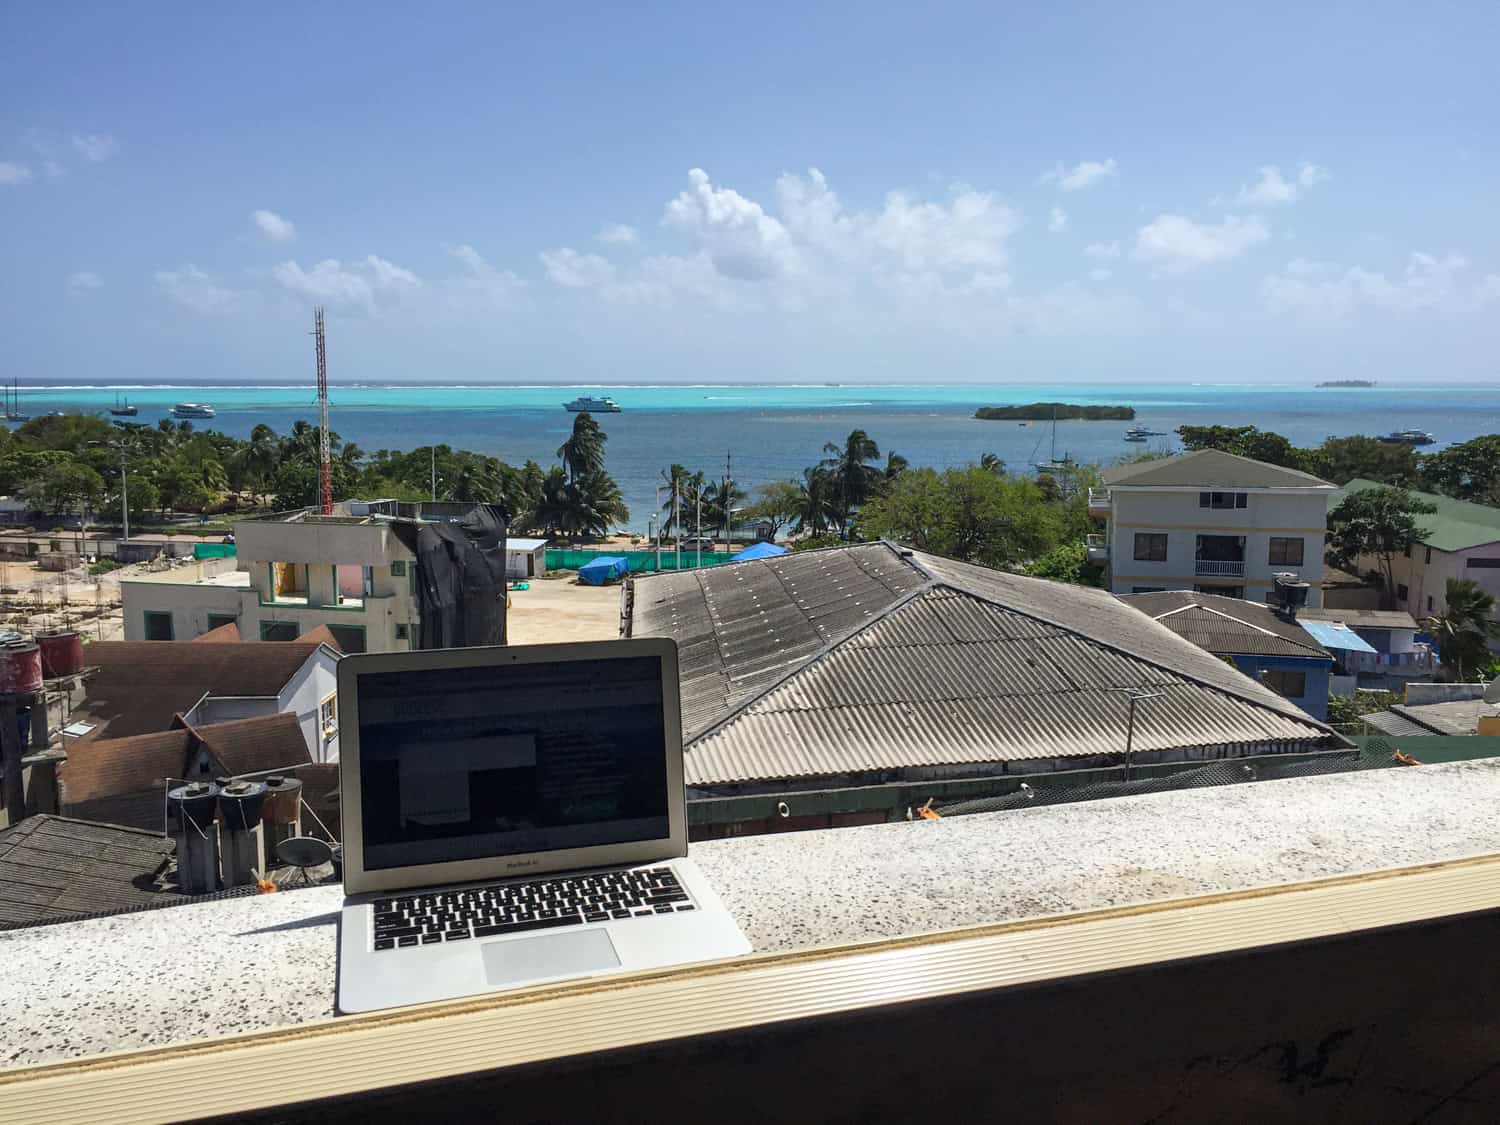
704,478 -> 746,539
1427,579 -> 1500,681
659,464 -> 691,537
791,468 -> 837,537
884,451 -> 910,482
820,429 -> 883,536
556,412 -> 606,484
533,467 -> 571,538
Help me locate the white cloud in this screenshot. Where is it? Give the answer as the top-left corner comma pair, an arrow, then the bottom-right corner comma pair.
155,265 -> 238,313
540,248 -> 616,288
71,133 -> 118,162
1233,162 -> 1330,207
665,168 -> 800,281
68,271 -> 103,291
444,244 -> 526,307
251,208 -> 296,242
0,161 -> 33,186
596,223 -> 638,245
1048,206 -> 1068,233
1084,241 -> 1120,259
272,254 -> 420,312
1040,158 -> 1117,192
1089,268 -> 1112,282
1134,213 -> 1269,271
1263,252 -> 1483,317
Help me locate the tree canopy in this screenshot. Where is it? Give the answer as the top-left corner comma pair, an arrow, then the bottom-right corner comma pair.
1325,487 -> 1436,609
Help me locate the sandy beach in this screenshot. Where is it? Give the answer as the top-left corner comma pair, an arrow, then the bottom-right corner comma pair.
505,575 -> 622,644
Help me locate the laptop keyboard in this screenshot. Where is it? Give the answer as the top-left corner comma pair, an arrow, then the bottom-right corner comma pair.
371,866 -> 694,950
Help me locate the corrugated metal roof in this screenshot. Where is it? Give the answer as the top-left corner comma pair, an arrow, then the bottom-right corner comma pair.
1122,591 -> 1331,659
627,542 -> 1338,787
1340,479 -> 1500,552
1362,710 -> 1439,738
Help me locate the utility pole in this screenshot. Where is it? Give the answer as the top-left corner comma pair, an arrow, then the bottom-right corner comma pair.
653,485 -> 662,572
119,446 -> 129,545
695,488 -> 702,569
723,449 -> 732,546
673,485 -> 681,571
313,308 -> 332,516
430,446 -> 437,502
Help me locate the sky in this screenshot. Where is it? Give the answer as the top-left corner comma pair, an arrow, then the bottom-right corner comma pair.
2,1 -> 1498,385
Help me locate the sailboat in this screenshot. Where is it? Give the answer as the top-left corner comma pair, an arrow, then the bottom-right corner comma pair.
4,379 -> 28,423
109,392 -> 138,417
1033,405 -> 1076,474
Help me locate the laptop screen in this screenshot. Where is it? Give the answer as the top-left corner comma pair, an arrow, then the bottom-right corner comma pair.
355,655 -> 672,872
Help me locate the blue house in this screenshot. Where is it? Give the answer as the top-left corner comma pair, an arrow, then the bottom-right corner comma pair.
1121,590 -> 1335,721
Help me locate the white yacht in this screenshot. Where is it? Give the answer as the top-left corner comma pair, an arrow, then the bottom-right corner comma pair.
172,402 -> 216,419
563,395 -> 621,413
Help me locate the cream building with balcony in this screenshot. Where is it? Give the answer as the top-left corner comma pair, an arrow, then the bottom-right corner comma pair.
1089,450 -> 1337,607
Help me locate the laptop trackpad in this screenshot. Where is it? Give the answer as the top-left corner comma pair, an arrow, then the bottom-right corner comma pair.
481,928 -> 621,986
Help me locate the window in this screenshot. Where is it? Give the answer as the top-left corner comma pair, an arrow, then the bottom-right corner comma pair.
143,611 -> 174,641
1425,546 -> 1432,564
1396,584 -> 1409,602
319,693 -> 338,749
1261,669 -> 1307,698
395,623 -> 410,640
1466,557 -> 1500,569
1133,533 -> 1168,561
271,562 -> 308,601
327,624 -> 367,654
1198,492 -> 1246,510
390,560 -> 407,577
206,613 -> 237,632
260,620 -> 298,641
1132,586 -> 1166,594
1427,596 -> 1433,612
1268,537 -> 1304,566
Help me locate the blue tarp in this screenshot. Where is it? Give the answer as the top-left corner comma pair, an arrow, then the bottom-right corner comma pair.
577,555 -> 630,585
731,541 -> 789,561
1300,618 -> 1378,654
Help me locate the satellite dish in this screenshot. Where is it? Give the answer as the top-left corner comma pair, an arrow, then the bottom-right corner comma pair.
275,836 -> 336,886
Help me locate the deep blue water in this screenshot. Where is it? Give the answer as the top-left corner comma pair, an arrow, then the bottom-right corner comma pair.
11,382 -> 1499,532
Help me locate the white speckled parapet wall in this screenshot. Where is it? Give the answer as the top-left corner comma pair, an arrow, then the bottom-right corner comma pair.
4,758 -> 1500,1069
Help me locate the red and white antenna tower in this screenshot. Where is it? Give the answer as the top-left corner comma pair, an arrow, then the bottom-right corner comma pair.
313,307 -> 332,515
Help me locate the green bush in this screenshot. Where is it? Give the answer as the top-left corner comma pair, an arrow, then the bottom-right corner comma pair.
88,559 -> 123,577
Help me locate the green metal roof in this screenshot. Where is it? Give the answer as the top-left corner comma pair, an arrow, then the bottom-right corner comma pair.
1102,448 -> 1336,489
1339,479 -> 1500,552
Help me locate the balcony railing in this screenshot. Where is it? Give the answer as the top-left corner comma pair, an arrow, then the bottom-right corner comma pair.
1086,488 -> 1111,516
1195,559 -> 1246,577
1085,534 -> 1109,563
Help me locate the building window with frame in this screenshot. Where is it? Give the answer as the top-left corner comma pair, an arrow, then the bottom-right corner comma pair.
1268,537 -> 1304,566
1466,558 -> 1500,569
1133,533 -> 1168,562
1261,669 -> 1307,698
143,611 -> 174,641
395,623 -> 410,641
319,692 -> 338,750
1198,492 -> 1247,510
260,620 -> 298,642
205,613 -> 237,632
1397,583 -> 1409,602
1425,546 -> 1432,564
1427,595 -> 1433,612
390,560 -> 407,577
326,624 -> 367,654
271,562 -> 309,602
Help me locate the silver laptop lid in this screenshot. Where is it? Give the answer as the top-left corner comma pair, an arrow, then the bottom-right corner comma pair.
338,639 -> 686,896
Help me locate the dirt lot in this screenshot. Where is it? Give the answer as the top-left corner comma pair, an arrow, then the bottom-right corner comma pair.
506,576 -> 622,644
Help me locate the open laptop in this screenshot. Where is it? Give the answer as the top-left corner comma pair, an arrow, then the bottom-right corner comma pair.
336,638 -> 751,1014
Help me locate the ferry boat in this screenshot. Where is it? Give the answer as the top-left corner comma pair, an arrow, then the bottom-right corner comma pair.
1124,424 -> 1166,442
109,393 -> 138,417
171,402 -> 216,419
563,395 -> 621,413
1377,429 -> 1434,446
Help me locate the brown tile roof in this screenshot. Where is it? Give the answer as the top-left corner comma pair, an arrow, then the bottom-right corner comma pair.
0,815 -> 175,929
73,641 -> 322,740
191,623 -> 242,643
295,624 -> 342,652
60,713 -> 313,831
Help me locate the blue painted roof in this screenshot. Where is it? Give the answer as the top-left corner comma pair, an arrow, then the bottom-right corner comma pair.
731,542 -> 788,561
1300,618 -> 1378,654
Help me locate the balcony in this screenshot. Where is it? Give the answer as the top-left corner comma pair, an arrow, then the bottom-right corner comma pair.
1085,533 -> 1109,563
1194,558 -> 1246,578
1086,487 -> 1112,517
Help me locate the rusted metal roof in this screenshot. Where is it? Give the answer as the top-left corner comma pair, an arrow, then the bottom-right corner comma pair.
626,542 -> 1340,787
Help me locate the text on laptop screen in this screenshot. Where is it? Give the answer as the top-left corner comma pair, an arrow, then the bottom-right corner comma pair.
356,656 -> 671,871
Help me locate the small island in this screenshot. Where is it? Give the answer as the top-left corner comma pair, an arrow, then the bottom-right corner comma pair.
975,403 -> 1135,421
1316,380 -> 1376,388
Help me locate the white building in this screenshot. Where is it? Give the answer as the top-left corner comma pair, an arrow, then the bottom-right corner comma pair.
1338,478 -> 1500,624
506,538 -> 549,579
1089,450 -> 1337,607
122,504 -> 430,653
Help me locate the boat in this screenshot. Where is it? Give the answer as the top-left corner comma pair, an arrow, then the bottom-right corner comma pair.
109,393 -> 138,417
1124,424 -> 1166,442
4,379 -> 28,423
1031,405 -> 1078,475
171,402 -> 216,419
563,395 -> 621,413
1377,429 -> 1435,446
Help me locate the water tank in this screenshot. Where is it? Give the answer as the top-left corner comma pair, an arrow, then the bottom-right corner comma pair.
260,775 -> 304,849
167,780 -> 221,830
1273,572 -> 1311,611
36,630 -> 84,678
167,781 -> 222,894
217,779 -> 269,830
0,639 -> 43,695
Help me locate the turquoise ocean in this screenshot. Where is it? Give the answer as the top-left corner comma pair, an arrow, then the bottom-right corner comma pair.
11,382 -> 1499,532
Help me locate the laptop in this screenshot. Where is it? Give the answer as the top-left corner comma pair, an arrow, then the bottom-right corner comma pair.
335,638 -> 751,1014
